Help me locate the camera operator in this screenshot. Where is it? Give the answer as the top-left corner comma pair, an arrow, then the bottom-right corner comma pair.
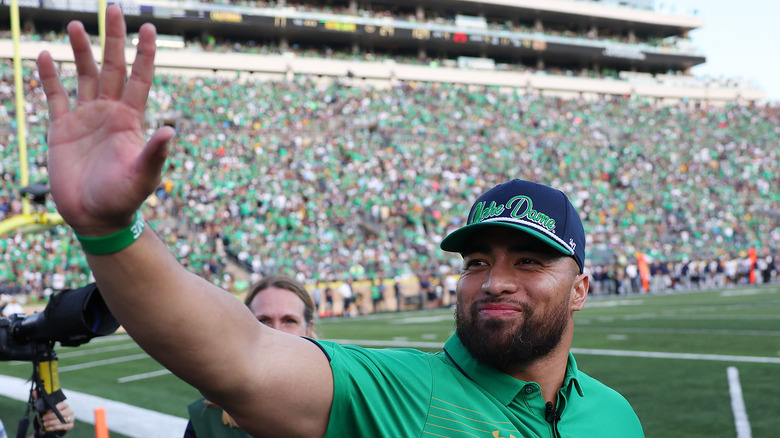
1,283 -> 116,438
0,399 -> 75,438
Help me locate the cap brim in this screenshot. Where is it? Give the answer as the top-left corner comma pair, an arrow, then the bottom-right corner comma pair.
440,221 -> 574,256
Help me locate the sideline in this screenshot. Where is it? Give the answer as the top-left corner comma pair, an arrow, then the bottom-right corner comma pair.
727,366 -> 752,438
0,375 -> 187,438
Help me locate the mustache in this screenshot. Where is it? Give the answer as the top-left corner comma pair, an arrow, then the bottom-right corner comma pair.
469,297 -> 532,315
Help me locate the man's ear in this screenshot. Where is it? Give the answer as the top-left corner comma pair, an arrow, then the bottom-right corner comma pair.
570,273 -> 589,311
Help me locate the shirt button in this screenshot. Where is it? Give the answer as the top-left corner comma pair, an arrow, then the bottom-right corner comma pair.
524,385 -> 536,394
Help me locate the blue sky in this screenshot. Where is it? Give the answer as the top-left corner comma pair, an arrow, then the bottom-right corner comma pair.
667,0 -> 780,102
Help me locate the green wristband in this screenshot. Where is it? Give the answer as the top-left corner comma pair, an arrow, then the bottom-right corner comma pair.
75,211 -> 146,255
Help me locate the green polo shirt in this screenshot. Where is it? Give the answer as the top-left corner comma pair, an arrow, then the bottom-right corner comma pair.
187,398 -> 250,438
317,334 -> 643,438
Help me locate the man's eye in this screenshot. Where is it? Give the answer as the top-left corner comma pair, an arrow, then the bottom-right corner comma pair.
463,259 -> 487,269
517,258 -> 541,266
284,319 -> 298,324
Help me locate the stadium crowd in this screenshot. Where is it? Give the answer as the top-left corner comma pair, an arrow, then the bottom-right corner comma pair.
0,54 -> 778,310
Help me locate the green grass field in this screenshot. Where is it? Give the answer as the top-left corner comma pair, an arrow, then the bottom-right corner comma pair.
2,284 -> 779,437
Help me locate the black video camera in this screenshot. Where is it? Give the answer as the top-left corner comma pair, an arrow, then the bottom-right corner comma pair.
0,284 -> 120,437
0,283 -> 119,360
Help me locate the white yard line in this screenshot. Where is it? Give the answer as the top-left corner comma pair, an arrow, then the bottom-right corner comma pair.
55,343 -> 141,358
576,326 -> 780,336
727,366 -> 752,438
58,353 -> 152,372
570,348 -> 780,364
118,369 -> 172,383
3,339 -> 140,366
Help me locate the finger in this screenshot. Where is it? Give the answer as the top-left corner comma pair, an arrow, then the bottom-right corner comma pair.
44,419 -> 74,432
43,411 -> 73,426
42,403 -> 72,420
66,20 -> 100,102
37,51 -> 71,121
98,5 -> 128,101
134,126 -> 175,191
124,22 -> 158,112
42,415 -> 66,426
55,402 -> 73,417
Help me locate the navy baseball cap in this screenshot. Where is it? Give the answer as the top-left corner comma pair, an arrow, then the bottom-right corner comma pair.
440,179 -> 586,273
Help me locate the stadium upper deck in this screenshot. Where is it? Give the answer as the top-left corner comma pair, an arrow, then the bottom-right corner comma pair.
0,0 -> 767,104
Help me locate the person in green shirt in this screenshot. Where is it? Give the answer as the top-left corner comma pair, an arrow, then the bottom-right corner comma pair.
37,7 -> 642,437
184,275 -> 317,438
320,179 -> 642,437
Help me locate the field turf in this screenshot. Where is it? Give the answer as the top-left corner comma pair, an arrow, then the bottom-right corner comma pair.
2,284 -> 779,437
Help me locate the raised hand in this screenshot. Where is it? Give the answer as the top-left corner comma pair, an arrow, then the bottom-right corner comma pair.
37,5 -> 175,236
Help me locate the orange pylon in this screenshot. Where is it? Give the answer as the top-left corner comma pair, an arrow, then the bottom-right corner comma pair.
94,407 -> 110,438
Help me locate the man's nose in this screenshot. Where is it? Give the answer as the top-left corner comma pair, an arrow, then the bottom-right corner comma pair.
481,262 -> 518,296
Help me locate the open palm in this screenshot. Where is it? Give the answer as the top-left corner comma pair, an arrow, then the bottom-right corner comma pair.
37,5 -> 174,236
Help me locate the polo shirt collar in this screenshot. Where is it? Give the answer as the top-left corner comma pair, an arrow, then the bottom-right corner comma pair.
565,352 -> 584,397
444,334 -> 583,406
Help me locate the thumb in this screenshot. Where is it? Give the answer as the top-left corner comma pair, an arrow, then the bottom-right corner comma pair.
134,126 -> 175,191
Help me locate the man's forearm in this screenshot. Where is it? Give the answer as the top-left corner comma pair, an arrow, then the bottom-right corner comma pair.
84,227 -> 260,389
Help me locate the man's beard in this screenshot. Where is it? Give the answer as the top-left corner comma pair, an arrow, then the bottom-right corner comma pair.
455,294 -> 570,370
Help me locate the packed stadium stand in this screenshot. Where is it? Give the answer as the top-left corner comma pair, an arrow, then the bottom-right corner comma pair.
0,0 -> 777,312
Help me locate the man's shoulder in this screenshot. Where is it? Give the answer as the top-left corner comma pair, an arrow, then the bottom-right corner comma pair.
317,340 -> 436,360
575,369 -> 632,404
314,340 -> 449,376
570,369 -> 643,433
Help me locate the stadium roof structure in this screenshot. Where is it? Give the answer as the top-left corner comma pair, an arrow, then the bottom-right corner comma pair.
0,0 -> 766,104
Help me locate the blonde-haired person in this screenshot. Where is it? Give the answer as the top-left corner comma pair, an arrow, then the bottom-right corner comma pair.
183,275 -> 316,438
243,275 -> 316,339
